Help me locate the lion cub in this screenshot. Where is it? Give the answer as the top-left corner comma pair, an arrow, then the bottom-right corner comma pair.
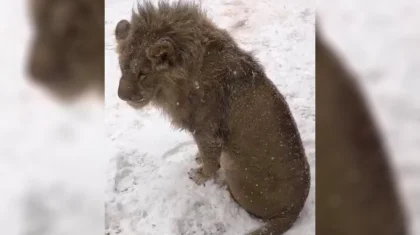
115,1 -> 310,234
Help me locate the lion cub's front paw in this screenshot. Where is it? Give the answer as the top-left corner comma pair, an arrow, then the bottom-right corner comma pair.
188,167 -> 211,185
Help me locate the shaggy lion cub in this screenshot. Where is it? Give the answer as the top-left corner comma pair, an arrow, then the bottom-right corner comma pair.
115,1 -> 310,234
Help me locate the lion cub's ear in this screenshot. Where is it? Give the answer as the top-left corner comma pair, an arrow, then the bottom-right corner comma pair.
115,19 -> 131,41
146,37 -> 175,70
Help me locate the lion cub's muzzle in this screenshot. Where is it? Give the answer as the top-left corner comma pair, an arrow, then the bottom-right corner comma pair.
117,77 -> 149,108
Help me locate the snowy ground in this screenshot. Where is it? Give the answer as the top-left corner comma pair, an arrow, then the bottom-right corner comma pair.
318,0 -> 420,234
105,0 -> 315,234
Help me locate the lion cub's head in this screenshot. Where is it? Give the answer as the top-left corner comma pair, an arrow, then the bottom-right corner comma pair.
114,1 -> 209,108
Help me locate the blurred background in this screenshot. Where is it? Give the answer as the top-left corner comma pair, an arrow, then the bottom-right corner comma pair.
318,0 -> 420,234
0,0 -> 106,235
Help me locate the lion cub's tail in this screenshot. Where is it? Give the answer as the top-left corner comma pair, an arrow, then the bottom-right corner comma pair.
247,214 -> 299,235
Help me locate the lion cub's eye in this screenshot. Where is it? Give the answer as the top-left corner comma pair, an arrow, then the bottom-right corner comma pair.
139,73 -> 146,81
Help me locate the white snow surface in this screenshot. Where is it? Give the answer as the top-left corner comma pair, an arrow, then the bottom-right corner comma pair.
105,0 -> 315,234
318,0 -> 420,234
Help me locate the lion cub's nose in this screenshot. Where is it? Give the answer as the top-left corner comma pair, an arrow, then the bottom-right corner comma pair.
118,78 -> 137,101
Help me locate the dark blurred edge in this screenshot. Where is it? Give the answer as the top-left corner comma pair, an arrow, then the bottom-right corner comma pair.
315,22 -> 408,234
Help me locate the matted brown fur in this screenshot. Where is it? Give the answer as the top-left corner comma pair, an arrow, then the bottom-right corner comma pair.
115,1 -> 310,234
27,0 -> 104,101
316,29 -> 407,234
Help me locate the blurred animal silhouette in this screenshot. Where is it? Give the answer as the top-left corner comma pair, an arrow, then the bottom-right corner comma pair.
316,27 -> 407,235
27,0 -> 104,101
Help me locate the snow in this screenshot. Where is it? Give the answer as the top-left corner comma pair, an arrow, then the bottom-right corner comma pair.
318,0 -> 420,234
105,0 -> 315,234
